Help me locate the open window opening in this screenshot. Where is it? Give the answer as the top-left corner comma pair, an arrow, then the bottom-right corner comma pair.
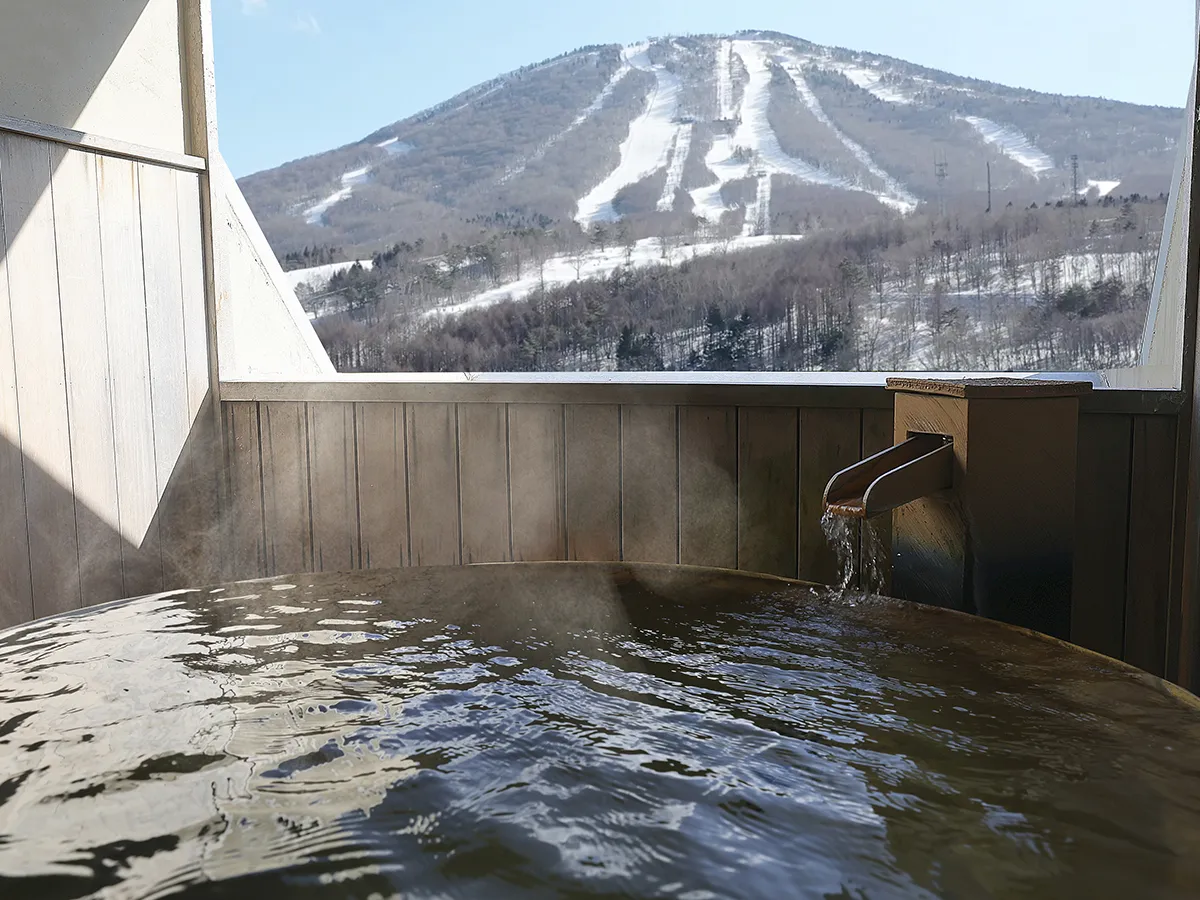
211,2 -> 1199,388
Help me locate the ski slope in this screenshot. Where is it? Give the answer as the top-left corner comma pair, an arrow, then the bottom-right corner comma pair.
776,50 -> 919,213
743,173 -> 772,237
827,61 -> 916,105
715,39 -> 735,119
425,234 -> 804,318
961,116 -> 1055,175
501,59 -> 634,184
694,40 -> 880,232
657,123 -> 694,211
814,55 -> 1059,179
575,44 -> 684,226
1081,179 -> 1122,198
304,136 -> 411,226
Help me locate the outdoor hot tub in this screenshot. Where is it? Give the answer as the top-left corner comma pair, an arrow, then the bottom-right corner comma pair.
1,562 -> 1199,898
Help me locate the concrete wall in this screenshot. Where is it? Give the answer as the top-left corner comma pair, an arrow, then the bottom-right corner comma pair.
0,0 -> 186,153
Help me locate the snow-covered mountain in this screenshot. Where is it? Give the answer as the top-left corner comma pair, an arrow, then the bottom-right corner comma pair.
241,31 -> 1182,259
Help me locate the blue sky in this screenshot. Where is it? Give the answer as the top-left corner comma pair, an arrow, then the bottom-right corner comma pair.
213,0 -> 1195,176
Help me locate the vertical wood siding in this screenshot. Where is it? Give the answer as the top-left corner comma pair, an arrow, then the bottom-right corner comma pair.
0,132 -> 212,627
221,400 -> 1179,680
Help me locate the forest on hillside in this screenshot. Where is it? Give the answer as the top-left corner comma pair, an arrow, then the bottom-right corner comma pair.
307,192 -> 1166,374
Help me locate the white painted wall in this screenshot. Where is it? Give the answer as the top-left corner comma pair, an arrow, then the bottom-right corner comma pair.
212,156 -> 336,379
0,0 -> 186,153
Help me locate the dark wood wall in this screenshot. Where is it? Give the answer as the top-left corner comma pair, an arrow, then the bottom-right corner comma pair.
220,393 -> 1185,681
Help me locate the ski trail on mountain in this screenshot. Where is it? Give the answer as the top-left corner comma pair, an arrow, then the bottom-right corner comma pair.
657,123 -> 693,211
961,116 -> 1055,175
715,39 -> 735,120
304,136 -> 416,225
690,42 -> 747,224
694,40 -> 863,233
575,43 -> 683,226
501,58 -> 634,185
827,60 -> 916,105
743,174 -> 772,236
815,54 -> 1057,178
776,50 -> 918,212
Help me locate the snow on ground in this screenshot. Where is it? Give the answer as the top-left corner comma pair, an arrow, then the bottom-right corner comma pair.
575,44 -> 683,226
424,234 -> 804,319
501,59 -> 634,185
961,116 -> 1055,176
776,50 -> 919,213
657,123 -> 694,211
1080,179 -> 1122,198
286,259 -> 375,292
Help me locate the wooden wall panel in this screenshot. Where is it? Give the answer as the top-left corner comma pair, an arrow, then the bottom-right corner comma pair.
97,154 -> 163,598
260,402 -> 312,576
679,407 -> 738,569
458,403 -> 511,564
356,402 -> 408,570
406,403 -> 460,566
213,394 -> 1197,690
0,138 -> 33,628
0,133 -> 81,617
509,404 -> 566,562
175,172 -> 210,421
160,410 -> 222,591
738,408 -> 798,578
621,405 -> 678,564
799,408 -> 862,585
140,163 -> 191,501
861,407 -> 894,594
1072,414 -> 1133,659
51,147 -> 123,608
1125,415 -> 1178,677
565,404 -> 620,561
223,401 -> 265,582
307,402 -> 358,572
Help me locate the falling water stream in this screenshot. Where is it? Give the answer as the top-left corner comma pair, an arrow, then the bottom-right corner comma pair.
2,563 -> 1200,898
820,510 -> 890,597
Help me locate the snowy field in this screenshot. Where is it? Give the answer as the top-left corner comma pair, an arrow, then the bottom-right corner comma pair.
286,259 -> 374,292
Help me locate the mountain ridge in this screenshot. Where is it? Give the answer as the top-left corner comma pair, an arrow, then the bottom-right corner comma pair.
239,31 -> 1183,260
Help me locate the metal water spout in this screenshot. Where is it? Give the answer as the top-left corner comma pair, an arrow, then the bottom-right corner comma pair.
824,432 -> 953,519
822,377 -> 1094,640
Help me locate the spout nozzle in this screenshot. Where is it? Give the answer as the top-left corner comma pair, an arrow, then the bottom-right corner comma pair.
824,434 -> 953,520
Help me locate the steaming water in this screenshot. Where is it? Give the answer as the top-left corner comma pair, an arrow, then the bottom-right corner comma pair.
2,563 -> 1200,899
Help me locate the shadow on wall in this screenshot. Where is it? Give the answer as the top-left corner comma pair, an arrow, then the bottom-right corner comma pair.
0,396 -> 226,630
0,0 -> 156,246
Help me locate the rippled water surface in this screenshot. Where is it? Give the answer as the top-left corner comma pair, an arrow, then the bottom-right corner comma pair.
2,563 -> 1200,899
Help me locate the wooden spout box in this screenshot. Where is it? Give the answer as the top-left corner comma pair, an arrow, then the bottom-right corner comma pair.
887,378 -> 1093,639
